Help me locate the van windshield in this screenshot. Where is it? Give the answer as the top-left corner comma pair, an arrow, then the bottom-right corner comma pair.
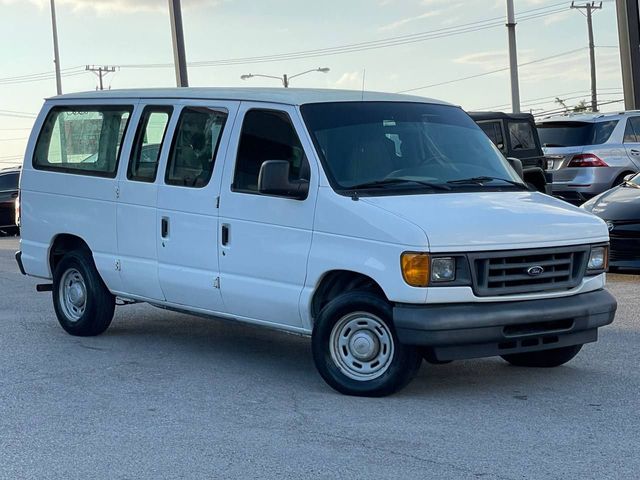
300,102 -> 522,194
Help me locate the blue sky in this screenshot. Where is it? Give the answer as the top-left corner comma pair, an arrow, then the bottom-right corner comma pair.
0,0 -> 623,167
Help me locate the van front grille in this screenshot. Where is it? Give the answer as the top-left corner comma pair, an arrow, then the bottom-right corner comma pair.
469,246 -> 589,297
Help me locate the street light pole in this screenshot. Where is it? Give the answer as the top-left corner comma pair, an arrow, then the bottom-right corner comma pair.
168,0 -> 189,87
241,68 -> 330,88
49,0 -> 62,95
506,0 -> 521,113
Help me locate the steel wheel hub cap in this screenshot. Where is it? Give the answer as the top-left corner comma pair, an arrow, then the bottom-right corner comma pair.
329,312 -> 394,381
59,268 -> 87,322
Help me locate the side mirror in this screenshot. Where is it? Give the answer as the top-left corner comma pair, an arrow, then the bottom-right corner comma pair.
507,157 -> 524,179
258,160 -> 309,200
623,173 -> 636,182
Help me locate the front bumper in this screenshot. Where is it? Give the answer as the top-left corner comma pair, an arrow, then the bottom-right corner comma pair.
393,289 -> 617,361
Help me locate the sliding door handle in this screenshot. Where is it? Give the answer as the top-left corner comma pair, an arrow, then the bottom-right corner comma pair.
221,224 -> 230,246
161,217 -> 169,238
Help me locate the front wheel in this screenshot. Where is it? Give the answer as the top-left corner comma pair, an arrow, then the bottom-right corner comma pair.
52,249 -> 115,336
312,291 -> 421,397
501,344 -> 583,368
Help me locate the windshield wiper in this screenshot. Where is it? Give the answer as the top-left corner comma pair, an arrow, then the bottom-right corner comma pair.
447,176 -> 528,189
347,178 -> 451,191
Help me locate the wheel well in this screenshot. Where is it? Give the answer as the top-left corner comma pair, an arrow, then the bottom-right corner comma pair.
49,234 -> 91,275
613,171 -> 635,186
311,270 -> 387,321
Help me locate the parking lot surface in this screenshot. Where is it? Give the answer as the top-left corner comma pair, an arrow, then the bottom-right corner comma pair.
1,236 -> 638,479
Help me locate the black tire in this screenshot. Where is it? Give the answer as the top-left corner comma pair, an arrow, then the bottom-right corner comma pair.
501,344 -> 583,368
311,291 -> 421,397
52,249 -> 115,336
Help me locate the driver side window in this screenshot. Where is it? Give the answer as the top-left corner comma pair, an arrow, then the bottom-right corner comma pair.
232,109 -> 309,194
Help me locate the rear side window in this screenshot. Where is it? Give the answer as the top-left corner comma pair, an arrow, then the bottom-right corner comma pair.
165,107 -> 227,188
128,107 -> 172,182
623,117 -> 640,143
233,109 -> 308,193
507,121 -> 535,151
478,121 -> 505,151
0,173 -> 19,190
33,105 -> 132,177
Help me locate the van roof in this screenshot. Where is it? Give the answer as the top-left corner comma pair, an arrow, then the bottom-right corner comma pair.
49,87 -> 451,107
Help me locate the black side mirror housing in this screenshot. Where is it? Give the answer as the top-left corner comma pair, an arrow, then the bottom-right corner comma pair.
507,157 -> 524,179
258,160 -> 309,200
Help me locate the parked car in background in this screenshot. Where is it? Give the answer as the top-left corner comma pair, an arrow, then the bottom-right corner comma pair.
537,112 -> 640,204
469,111 -> 549,193
582,172 -> 640,271
0,167 -> 20,236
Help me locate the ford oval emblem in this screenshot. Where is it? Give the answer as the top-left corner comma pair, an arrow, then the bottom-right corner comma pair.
606,221 -> 614,232
527,266 -> 545,276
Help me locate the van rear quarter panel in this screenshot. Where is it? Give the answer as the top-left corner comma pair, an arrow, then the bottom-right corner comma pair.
20,170 -> 120,288
19,100 -> 129,289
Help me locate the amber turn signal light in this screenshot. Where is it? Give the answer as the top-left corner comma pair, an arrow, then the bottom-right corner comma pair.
401,252 -> 430,287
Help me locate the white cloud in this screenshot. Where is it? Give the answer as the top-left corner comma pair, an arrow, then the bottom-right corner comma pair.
379,11 -> 441,32
331,71 -> 362,90
543,10 -> 572,26
0,0 -> 224,14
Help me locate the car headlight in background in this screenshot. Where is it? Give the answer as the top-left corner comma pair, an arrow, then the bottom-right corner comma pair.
587,245 -> 608,272
401,253 -> 456,286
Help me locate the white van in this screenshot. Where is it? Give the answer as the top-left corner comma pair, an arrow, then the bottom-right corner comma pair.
16,88 -> 617,396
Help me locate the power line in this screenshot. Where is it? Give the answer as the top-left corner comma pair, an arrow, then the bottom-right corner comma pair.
478,87 -> 623,110
0,70 -> 86,86
120,3 -> 568,70
0,65 -> 83,83
397,48 -> 586,94
533,98 -> 624,117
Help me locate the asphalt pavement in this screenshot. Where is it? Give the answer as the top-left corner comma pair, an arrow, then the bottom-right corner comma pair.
0,236 -> 638,479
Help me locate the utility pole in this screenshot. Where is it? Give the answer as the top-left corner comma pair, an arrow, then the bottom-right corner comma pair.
571,1 -> 603,112
506,0 -> 521,113
615,0 -> 640,110
49,0 -> 62,95
85,65 -> 117,90
168,0 -> 189,87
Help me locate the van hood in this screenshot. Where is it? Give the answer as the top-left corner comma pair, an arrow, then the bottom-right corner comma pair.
361,191 -> 608,251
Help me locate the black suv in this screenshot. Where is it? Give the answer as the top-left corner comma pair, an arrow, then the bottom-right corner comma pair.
0,167 -> 20,236
469,111 -> 549,193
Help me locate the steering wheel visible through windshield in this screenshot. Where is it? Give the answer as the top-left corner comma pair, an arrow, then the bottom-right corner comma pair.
301,101 -> 522,194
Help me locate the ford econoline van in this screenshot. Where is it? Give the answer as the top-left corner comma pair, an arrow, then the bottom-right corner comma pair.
16,88 -> 617,396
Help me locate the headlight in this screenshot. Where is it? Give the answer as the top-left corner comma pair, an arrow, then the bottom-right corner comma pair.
401,253 -> 456,286
431,257 -> 455,282
587,246 -> 608,272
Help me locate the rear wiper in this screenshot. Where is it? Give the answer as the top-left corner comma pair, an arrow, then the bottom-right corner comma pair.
447,176 -> 528,189
348,178 -> 451,191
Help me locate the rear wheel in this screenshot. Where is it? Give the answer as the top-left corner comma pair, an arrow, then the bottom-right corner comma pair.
312,291 -> 421,397
501,344 -> 582,368
52,250 -> 115,336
